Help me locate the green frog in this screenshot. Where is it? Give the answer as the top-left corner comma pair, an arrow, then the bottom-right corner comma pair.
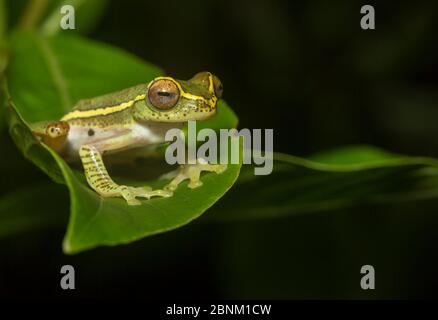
31,72 -> 226,205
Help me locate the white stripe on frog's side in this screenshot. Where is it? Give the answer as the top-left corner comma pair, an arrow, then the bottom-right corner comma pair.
130,123 -> 168,144
66,125 -> 126,154
65,122 -> 183,161
129,122 -> 184,149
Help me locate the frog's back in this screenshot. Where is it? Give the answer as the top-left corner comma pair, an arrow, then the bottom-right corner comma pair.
72,84 -> 148,111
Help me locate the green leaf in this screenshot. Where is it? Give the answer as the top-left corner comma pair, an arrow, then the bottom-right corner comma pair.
210,146 -> 438,221
5,30 -> 241,254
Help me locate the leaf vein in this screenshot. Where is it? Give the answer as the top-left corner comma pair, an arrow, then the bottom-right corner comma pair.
35,35 -> 71,112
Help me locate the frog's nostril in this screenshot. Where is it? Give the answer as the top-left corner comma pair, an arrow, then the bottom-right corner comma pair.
213,76 -> 223,98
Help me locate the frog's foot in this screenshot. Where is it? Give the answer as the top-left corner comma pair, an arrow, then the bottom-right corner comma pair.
163,160 -> 227,192
79,144 -> 172,206
117,185 -> 173,206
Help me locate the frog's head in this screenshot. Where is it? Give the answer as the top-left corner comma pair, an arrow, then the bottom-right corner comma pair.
139,72 -> 223,122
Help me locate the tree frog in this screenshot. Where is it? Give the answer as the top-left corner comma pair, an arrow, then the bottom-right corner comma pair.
31,72 -> 226,205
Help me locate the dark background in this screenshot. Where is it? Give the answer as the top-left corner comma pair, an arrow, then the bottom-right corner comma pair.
1,0 -> 438,299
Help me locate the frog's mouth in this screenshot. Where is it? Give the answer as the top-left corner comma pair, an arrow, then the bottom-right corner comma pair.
167,97 -> 218,122
194,97 -> 218,118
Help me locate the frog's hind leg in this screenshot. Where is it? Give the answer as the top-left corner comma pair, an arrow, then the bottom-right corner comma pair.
163,159 -> 227,192
79,144 -> 172,206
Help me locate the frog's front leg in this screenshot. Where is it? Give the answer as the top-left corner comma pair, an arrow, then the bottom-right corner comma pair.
79,135 -> 172,205
163,158 -> 227,192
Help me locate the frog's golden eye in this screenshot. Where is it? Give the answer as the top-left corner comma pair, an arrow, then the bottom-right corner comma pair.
212,75 -> 223,98
148,79 -> 180,110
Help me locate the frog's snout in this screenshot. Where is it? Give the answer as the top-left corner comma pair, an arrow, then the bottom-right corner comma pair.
190,71 -> 223,99
212,75 -> 223,99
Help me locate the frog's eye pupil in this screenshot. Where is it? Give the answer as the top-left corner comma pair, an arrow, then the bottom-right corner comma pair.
148,79 -> 180,110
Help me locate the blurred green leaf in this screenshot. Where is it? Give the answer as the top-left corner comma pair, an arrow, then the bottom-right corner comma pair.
308,145 -> 400,166
210,146 -> 438,221
5,90 -> 64,183
0,182 -> 68,237
7,31 -> 163,122
5,30 -> 241,253
0,0 -> 7,131
0,0 -> 6,41
197,100 -> 238,132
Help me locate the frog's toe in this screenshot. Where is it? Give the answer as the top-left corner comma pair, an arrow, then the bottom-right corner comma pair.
163,162 -> 228,192
126,198 -> 142,206
159,168 -> 180,180
120,186 -> 142,206
149,189 -> 173,198
132,187 -> 173,199
188,180 -> 203,189
120,186 -> 172,205
214,164 -> 227,174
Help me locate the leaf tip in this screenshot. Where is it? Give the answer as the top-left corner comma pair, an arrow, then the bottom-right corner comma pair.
62,238 -> 75,255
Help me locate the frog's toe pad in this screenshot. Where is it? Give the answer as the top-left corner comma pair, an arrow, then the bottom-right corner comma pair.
126,197 -> 142,206
214,164 -> 228,174
188,180 -> 203,189
120,186 -> 173,205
